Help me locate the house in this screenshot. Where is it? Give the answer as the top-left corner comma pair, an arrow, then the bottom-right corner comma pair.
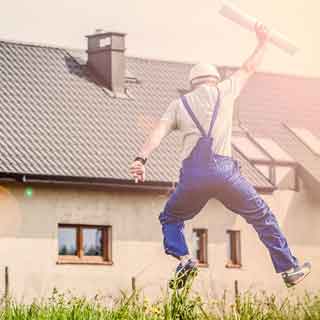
0,31 -> 320,302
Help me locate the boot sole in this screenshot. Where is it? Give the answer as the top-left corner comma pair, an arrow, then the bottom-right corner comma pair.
285,269 -> 311,288
169,268 -> 198,289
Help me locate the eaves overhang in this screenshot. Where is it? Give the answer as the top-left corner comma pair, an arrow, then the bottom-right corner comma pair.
0,172 -> 275,194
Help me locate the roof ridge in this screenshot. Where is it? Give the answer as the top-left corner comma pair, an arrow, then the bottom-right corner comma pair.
0,37 -> 82,52
0,38 -> 193,66
127,54 -> 195,66
0,38 -> 194,67
1,37 -> 320,81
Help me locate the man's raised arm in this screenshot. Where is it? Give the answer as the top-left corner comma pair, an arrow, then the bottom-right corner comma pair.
231,23 -> 270,95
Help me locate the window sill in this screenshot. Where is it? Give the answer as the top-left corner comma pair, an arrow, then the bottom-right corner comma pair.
57,259 -> 113,266
225,263 -> 242,269
198,263 -> 209,268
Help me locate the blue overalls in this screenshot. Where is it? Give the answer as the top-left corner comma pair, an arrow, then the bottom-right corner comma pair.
159,89 -> 298,273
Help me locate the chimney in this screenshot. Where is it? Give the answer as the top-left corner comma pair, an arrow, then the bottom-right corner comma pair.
86,31 -> 126,95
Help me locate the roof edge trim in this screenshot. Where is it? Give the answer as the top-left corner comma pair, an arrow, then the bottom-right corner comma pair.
0,172 -> 275,193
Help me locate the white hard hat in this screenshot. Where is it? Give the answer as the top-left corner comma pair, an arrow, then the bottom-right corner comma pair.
189,63 -> 221,84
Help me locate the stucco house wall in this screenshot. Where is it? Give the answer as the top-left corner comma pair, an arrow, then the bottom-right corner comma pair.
0,178 -> 318,303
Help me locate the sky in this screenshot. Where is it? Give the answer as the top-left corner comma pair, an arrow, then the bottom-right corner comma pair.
1,0 -> 320,77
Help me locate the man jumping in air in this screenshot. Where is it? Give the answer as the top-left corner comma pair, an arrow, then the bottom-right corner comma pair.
130,24 -> 311,289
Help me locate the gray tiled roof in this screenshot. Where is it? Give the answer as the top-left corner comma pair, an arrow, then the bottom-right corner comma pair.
0,39 -> 282,190
237,72 -> 320,184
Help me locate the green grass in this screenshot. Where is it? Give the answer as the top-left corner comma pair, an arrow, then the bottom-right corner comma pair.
1,279 -> 320,320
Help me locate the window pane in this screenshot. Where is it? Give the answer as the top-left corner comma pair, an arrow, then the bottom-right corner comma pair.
232,136 -> 270,161
276,166 -> 295,189
253,137 -> 294,162
191,231 -> 201,261
235,232 -> 241,265
58,227 -> 77,255
229,232 -> 235,263
288,127 -> 320,156
227,230 -> 241,266
192,229 -> 207,264
254,164 -> 270,180
83,227 -> 103,256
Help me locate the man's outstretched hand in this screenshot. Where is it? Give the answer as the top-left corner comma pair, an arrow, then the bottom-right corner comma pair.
255,22 -> 270,45
129,160 -> 146,183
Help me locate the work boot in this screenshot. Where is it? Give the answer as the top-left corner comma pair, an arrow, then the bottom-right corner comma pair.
169,258 -> 198,289
282,262 -> 311,288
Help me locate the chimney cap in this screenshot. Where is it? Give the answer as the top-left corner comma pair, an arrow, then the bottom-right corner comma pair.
94,29 -> 105,34
86,31 -> 127,38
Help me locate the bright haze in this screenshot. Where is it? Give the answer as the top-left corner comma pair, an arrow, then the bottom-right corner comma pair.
1,0 -> 319,77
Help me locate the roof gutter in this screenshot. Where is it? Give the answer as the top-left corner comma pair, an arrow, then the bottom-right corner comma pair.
0,172 -> 176,193
0,172 -> 275,194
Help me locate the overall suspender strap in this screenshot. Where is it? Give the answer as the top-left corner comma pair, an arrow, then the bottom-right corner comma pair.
207,88 -> 220,137
181,88 -> 221,137
181,95 -> 207,136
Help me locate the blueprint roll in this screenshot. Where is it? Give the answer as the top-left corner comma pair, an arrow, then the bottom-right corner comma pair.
219,2 -> 298,55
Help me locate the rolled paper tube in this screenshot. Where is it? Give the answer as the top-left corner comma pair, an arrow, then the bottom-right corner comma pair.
219,2 -> 298,55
